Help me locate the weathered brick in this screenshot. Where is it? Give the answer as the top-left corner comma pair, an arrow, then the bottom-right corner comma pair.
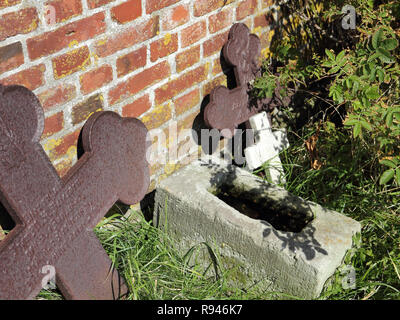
261,0 -> 274,9
44,0 -> 82,24
175,45 -> 200,73
209,8 -> 233,34
27,12 -> 106,60
52,46 -> 91,79
38,83 -> 76,111
212,55 -> 231,76
174,89 -> 200,116
146,0 -> 179,14
0,7 -> 38,41
236,0 -> 258,20
161,4 -> 190,31
155,65 -> 208,104
71,94 -> 104,125
87,0 -> 115,9
0,42 -> 23,75
150,33 -> 178,62
202,74 -> 227,96
111,0 -> 142,24
48,129 -> 80,161
0,64 -> 45,90
54,158 -> 73,178
203,30 -> 229,57
109,61 -> 170,105
42,112 -> 64,138
0,0 -> 21,9
116,46 -> 147,77
181,20 -> 207,48
122,94 -> 151,118
254,13 -> 271,28
193,0 -> 234,17
140,103 -> 172,130
80,64 -> 113,95
94,16 -> 158,58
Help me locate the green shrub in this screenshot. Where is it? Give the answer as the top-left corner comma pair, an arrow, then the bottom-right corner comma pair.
253,0 -> 400,186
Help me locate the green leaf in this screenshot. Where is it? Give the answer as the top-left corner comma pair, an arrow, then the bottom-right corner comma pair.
386,111 -> 394,127
395,169 -> 400,185
360,120 -> 372,131
377,47 -> 396,63
379,169 -> 395,185
336,50 -> 346,64
365,86 -> 380,99
325,49 -> 335,60
380,159 -> 397,168
372,29 -> 384,49
353,123 -> 362,138
344,119 -> 360,126
377,69 -> 385,82
382,38 -> 399,51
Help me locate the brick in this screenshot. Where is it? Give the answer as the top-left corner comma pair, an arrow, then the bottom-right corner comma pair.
0,7 -> 38,41
0,42 -> 23,75
193,0 -> 234,17
42,112 -> 64,138
52,46 -> 91,79
254,13 -> 271,28
208,8 -> 233,34
38,84 -> 76,111
27,12 -> 106,60
94,16 -> 158,58
44,0 -> 82,24
202,74 -> 227,96
140,103 -> 172,130
0,0 -> 21,9
122,94 -> 151,118
55,158 -> 73,178
174,89 -> 200,116
87,0 -> 115,9
203,30 -> 229,57
261,0 -> 274,9
155,65 -> 208,104
80,64 -> 113,95
161,4 -> 190,31
111,0 -> 142,24
181,21 -> 207,48
48,129 -> 80,160
71,94 -> 104,125
109,61 -> 170,105
150,33 -> 178,62
146,0 -> 179,14
175,45 -> 200,73
212,55 -> 231,76
236,0 -> 257,20
116,46 -> 147,77
0,64 -> 45,90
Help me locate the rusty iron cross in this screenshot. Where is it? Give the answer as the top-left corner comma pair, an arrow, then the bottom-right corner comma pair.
0,84 -> 150,300
204,23 -> 264,138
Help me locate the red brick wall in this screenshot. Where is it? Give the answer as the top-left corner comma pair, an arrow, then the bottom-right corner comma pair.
0,0 -> 275,193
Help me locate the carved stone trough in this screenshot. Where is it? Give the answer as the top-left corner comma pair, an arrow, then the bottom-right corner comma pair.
154,156 -> 361,299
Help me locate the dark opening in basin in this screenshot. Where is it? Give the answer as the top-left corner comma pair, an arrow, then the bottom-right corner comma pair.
212,184 -> 313,233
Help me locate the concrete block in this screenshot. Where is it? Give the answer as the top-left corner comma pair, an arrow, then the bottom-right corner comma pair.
154,156 -> 361,299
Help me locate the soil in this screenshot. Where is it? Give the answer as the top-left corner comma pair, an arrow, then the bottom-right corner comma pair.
214,190 -> 312,233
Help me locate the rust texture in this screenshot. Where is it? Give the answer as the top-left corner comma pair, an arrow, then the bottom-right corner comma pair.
0,84 -> 150,300
204,23 -> 267,138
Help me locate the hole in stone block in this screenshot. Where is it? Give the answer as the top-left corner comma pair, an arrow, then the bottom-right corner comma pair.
0,202 -> 16,243
211,184 -> 313,233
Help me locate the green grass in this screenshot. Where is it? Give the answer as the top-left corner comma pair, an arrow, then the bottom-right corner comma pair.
37,121 -> 399,300
38,207 -> 286,300
277,123 -> 400,300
